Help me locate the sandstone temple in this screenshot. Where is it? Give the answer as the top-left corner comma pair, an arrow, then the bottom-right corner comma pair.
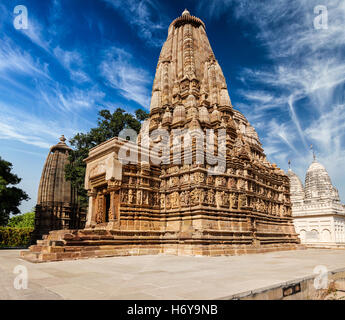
32,136 -> 86,241
288,157 -> 345,246
22,10 -> 300,262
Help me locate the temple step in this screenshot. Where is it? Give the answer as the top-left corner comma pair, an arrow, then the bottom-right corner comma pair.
20,251 -> 41,263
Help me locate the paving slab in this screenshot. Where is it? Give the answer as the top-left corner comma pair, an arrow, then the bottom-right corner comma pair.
0,249 -> 345,299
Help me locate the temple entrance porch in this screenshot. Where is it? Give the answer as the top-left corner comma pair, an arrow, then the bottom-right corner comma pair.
88,180 -> 121,229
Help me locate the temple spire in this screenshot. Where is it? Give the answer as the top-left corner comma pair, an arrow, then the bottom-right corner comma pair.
182,8 -> 190,16
310,144 -> 316,161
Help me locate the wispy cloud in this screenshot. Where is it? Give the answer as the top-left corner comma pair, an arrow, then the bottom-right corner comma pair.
21,18 -> 51,52
198,0 -> 345,200
103,0 -> 167,47
0,100 -> 92,149
53,46 -> 90,83
100,47 -> 152,108
0,36 -> 50,78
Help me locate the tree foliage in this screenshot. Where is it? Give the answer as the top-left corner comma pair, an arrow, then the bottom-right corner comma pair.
7,210 -> 35,228
65,108 -> 149,208
0,157 -> 29,226
0,227 -> 33,248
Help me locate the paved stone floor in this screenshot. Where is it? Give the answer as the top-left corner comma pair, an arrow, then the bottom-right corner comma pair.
1,249 -> 345,300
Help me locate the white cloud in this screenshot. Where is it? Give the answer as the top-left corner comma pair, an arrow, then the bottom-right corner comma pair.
0,101 -> 93,149
0,37 -> 50,78
198,0 -> 345,200
100,47 -> 152,108
53,46 -> 90,83
21,18 -> 51,52
103,0 -> 167,47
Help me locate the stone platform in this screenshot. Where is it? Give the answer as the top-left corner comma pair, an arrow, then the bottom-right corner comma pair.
2,249 -> 345,299
20,229 -> 300,263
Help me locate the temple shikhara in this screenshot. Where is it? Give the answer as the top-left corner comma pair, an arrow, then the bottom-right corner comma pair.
22,10 -> 300,262
32,136 -> 86,241
288,157 -> 345,246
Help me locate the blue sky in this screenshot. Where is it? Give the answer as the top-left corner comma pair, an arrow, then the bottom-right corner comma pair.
1,0 -> 345,213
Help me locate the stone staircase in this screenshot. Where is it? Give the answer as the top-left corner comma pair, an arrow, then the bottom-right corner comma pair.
20,229 -> 165,263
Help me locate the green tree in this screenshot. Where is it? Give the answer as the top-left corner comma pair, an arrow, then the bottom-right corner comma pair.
0,157 -> 29,226
7,210 -> 35,228
65,108 -> 149,208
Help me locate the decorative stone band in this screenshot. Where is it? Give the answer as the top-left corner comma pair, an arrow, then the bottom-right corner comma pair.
169,14 -> 205,30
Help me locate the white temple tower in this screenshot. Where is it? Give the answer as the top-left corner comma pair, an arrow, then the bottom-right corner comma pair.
288,159 -> 345,246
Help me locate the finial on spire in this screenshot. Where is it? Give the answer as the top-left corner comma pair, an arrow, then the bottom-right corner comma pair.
288,160 -> 291,169
59,135 -> 66,143
182,8 -> 190,16
310,144 -> 316,161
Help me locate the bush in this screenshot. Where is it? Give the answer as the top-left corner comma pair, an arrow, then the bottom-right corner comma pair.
0,227 -> 33,248
7,211 -> 35,228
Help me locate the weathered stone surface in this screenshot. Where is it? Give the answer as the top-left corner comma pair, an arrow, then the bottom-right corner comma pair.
22,10 -> 300,263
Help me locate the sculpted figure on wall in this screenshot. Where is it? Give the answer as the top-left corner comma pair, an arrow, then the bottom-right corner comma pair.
194,172 -> 205,184
206,176 -> 214,186
171,176 -> 179,187
166,194 -> 171,209
171,192 -> 180,208
191,189 -> 204,205
258,199 -> 265,212
268,202 -> 272,215
167,166 -> 179,174
215,176 -> 226,187
108,192 -> 115,220
228,177 -> 236,188
121,190 -> 128,203
181,164 -> 189,171
153,192 -> 159,206
185,191 -> 190,206
227,167 -> 235,175
207,189 -> 215,205
238,194 -> 247,208
128,189 -> 134,204
95,193 -> 104,224
137,189 -> 143,205
160,194 -> 165,208
143,191 -> 149,205
237,179 -> 245,190
215,191 -> 224,207
278,193 -> 284,202
180,191 -> 186,206
183,174 -> 190,184
229,193 -> 238,209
